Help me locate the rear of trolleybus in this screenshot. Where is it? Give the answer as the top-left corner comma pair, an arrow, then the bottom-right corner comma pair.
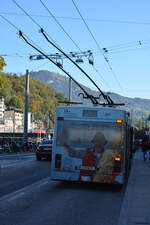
51,106 -> 129,185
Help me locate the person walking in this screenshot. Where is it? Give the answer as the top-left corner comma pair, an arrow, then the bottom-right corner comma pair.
141,135 -> 148,161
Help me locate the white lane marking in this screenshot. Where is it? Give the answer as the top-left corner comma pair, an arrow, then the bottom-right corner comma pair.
0,159 -> 35,169
0,177 -> 50,202
0,153 -> 35,158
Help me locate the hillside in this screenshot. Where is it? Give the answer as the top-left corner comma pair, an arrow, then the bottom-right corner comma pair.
0,72 -> 68,128
30,70 -> 150,119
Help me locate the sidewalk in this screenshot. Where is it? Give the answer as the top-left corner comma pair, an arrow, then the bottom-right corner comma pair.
118,149 -> 150,225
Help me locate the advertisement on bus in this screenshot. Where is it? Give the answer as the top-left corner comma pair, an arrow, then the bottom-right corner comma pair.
55,120 -> 124,184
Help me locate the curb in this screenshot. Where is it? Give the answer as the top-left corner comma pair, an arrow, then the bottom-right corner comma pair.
117,156 -> 135,225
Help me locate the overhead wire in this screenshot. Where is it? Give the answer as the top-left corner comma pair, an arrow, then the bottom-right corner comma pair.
0,13 -> 99,105
0,14 -> 19,31
103,46 -> 150,55
39,0 -> 112,91
0,14 -> 44,53
103,39 -> 150,52
2,8 -> 150,89
11,0 -> 113,103
39,0 -> 82,52
71,0 -> 126,96
11,0 -> 61,49
2,10 -> 150,56
2,0 -> 112,92
19,30 -> 100,105
1,12 -> 150,26
40,28 -> 115,105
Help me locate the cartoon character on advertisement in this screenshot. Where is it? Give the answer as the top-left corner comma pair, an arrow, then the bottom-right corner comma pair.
93,129 -> 123,183
61,131 -> 108,182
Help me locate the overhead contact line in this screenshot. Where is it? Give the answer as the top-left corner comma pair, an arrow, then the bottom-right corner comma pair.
72,0 -> 126,96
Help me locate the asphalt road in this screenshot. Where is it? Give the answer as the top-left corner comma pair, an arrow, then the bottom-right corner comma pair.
0,153 -> 51,197
0,153 -> 126,225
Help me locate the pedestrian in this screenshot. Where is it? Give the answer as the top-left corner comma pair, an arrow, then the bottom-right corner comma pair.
145,142 -> 150,163
141,135 -> 148,161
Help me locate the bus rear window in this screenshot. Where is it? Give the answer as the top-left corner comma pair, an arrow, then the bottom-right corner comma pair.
56,120 -> 123,150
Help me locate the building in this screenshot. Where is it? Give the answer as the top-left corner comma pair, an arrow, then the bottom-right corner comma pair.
0,96 -> 5,118
3,117 -> 13,132
28,112 -> 34,132
4,107 -> 24,132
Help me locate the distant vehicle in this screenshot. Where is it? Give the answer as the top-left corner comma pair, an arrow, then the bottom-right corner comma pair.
138,139 -> 142,145
36,139 -> 53,160
3,143 -> 9,152
0,145 -> 4,153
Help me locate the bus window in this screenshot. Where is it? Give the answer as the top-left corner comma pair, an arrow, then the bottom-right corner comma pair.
56,120 -> 123,151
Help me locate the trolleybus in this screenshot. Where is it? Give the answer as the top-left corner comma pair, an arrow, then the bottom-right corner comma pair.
51,105 -> 132,185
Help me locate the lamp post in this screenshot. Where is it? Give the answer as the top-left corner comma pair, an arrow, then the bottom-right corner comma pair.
24,69 -> 29,145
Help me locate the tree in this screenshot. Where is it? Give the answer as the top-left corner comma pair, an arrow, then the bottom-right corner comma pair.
8,96 -> 23,109
0,57 -> 6,71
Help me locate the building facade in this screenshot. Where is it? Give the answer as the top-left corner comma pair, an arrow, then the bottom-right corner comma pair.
0,96 -> 5,118
4,108 -> 24,132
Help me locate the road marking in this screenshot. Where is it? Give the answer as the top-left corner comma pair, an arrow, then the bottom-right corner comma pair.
0,159 -> 35,169
0,177 -> 51,202
0,153 -> 35,158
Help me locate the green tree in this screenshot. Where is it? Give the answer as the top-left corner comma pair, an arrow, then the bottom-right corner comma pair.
0,57 -> 6,71
8,96 -> 24,109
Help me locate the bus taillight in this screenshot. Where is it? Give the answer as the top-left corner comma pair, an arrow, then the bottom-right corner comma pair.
36,146 -> 40,151
55,154 -> 62,169
113,157 -> 121,175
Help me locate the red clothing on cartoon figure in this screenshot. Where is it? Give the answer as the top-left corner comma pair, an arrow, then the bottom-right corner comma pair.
78,148 -> 102,181
62,131 -> 107,182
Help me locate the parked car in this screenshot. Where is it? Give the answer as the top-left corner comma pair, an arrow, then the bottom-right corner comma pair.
3,143 -> 9,152
36,139 -> 53,160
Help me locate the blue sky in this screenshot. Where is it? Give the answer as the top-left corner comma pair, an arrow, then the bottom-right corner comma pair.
1,0 -> 150,99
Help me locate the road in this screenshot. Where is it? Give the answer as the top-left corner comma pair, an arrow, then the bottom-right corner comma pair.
0,153 -> 126,225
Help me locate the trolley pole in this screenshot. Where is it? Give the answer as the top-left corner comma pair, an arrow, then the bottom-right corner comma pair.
24,69 -> 29,145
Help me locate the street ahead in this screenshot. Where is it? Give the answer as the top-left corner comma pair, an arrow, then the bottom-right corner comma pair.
0,153 -> 126,225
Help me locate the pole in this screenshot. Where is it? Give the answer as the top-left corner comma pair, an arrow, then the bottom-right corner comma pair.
69,77 -> 72,105
24,69 -> 29,145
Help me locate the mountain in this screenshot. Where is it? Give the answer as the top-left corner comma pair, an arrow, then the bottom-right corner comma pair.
30,70 -> 150,119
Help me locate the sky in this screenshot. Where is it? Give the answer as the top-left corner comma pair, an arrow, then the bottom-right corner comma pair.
1,0 -> 150,99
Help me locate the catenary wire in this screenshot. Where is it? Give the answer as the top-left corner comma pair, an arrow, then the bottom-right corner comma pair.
12,0 -> 61,49
19,30 -> 100,105
0,14 -> 44,53
2,9 -> 150,88
72,0 -> 126,96
1,12 -> 150,26
0,14 -> 19,31
2,9 -> 150,54
40,28 -> 114,105
11,0 -> 112,92
0,8 -> 106,104
103,39 -> 150,52
0,13 -> 100,104
12,0 -> 112,97
40,0 -> 82,52
39,0 -> 112,91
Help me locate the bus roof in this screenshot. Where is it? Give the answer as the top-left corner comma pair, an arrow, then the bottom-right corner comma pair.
56,105 -> 129,122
